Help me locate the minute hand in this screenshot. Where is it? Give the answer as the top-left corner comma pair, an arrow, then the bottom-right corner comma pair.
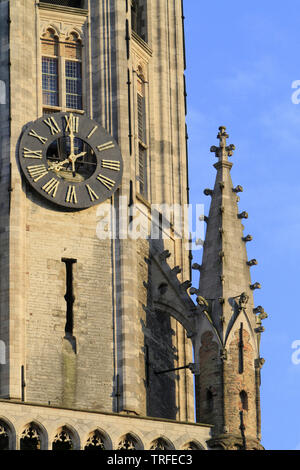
69,151 -> 87,174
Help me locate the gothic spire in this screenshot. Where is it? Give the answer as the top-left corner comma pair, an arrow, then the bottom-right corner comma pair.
195,126 -> 263,343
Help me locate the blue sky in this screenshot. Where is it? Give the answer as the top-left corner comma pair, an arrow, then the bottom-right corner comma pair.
184,1 -> 300,450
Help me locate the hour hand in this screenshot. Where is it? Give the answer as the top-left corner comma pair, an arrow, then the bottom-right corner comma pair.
48,158 -> 70,172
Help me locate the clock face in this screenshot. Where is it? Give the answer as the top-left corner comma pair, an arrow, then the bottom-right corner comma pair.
19,112 -> 123,209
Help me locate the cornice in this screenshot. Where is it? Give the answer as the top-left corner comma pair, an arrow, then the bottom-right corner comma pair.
38,2 -> 88,17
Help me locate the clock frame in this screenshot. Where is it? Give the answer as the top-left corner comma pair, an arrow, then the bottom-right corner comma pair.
18,112 -> 123,209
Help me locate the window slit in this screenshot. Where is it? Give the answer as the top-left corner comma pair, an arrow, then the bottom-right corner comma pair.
62,258 -> 77,338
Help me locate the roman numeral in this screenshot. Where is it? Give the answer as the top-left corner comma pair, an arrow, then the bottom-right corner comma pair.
64,114 -> 79,134
101,159 -> 120,171
96,174 -> 115,191
28,129 -> 48,144
23,148 -> 43,159
43,116 -> 61,135
27,164 -> 49,182
86,184 -> 99,202
66,186 -> 78,204
86,125 -> 98,139
42,178 -> 59,198
97,141 -> 115,152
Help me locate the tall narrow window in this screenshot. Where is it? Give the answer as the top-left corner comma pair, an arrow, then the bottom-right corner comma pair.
41,28 -> 83,114
42,29 -> 59,108
65,61 -> 82,110
136,72 -> 147,197
65,32 -> 83,110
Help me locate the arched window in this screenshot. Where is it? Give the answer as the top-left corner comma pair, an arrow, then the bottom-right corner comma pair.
42,29 -> 59,108
52,426 -> 74,450
182,441 -> 204,450
150,438 -> 173,450
117,434 -> 139,450
240,390 -> 248,411
65,32 -> 83,110
20,423 -> 42,450
41,28 -> 83,114
84,430 -> 106,451
0,421 -> 9,450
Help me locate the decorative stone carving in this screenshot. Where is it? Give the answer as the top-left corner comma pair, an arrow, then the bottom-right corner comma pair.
247,259 -> 258,266
171,266 -> 181,275
219,205 -> 225,213
255,326 -> 265,334
255,357 -> 265,369
20,424 -> 41,450
253,306 -> 268,320
219,181 -> 225,190
238,211 -> 248,219
250,282 -> 261,290
191,263 -> 202,271
204,188 -> 213,197
84,431 -> 106,450
150,438 -> 170,450
242,235 -> 253,242
159,250 -> 171,262
238,292 -> 249,311
53,428 -> 73,450
210,126 -> 235,162
219,250 -> 225,260
189,287 -> 200,296
180,280 -> 192,291
195,238 -> 204,246
117,435 -> 137,450
232,185 -> 243,193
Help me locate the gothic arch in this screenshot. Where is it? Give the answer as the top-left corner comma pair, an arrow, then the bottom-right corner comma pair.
83,428 -> 112,450
148,436 -> 175,450
224,308 -> 258,356
65,27 -> 84,42
116,432 -> 143,450
51,425 -> 80,450
181,440 -> 205,450
0,417 -> 15,450
19,421 -> 47,450
40,24 -> 60,40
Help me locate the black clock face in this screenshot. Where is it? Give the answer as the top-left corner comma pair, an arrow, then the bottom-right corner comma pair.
19,112 -> 123,209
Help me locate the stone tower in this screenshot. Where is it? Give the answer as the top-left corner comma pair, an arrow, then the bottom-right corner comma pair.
193,127 -> 266,450
0,0 -> 265,451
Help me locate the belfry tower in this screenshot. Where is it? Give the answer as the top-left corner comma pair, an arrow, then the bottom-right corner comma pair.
0,0 -> 265,451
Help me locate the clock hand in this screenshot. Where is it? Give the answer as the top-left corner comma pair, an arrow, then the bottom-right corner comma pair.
68,151 -> 87,176
48,158 -> 70,172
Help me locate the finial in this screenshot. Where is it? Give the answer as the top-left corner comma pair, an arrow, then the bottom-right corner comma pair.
210,126 -> 235,164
